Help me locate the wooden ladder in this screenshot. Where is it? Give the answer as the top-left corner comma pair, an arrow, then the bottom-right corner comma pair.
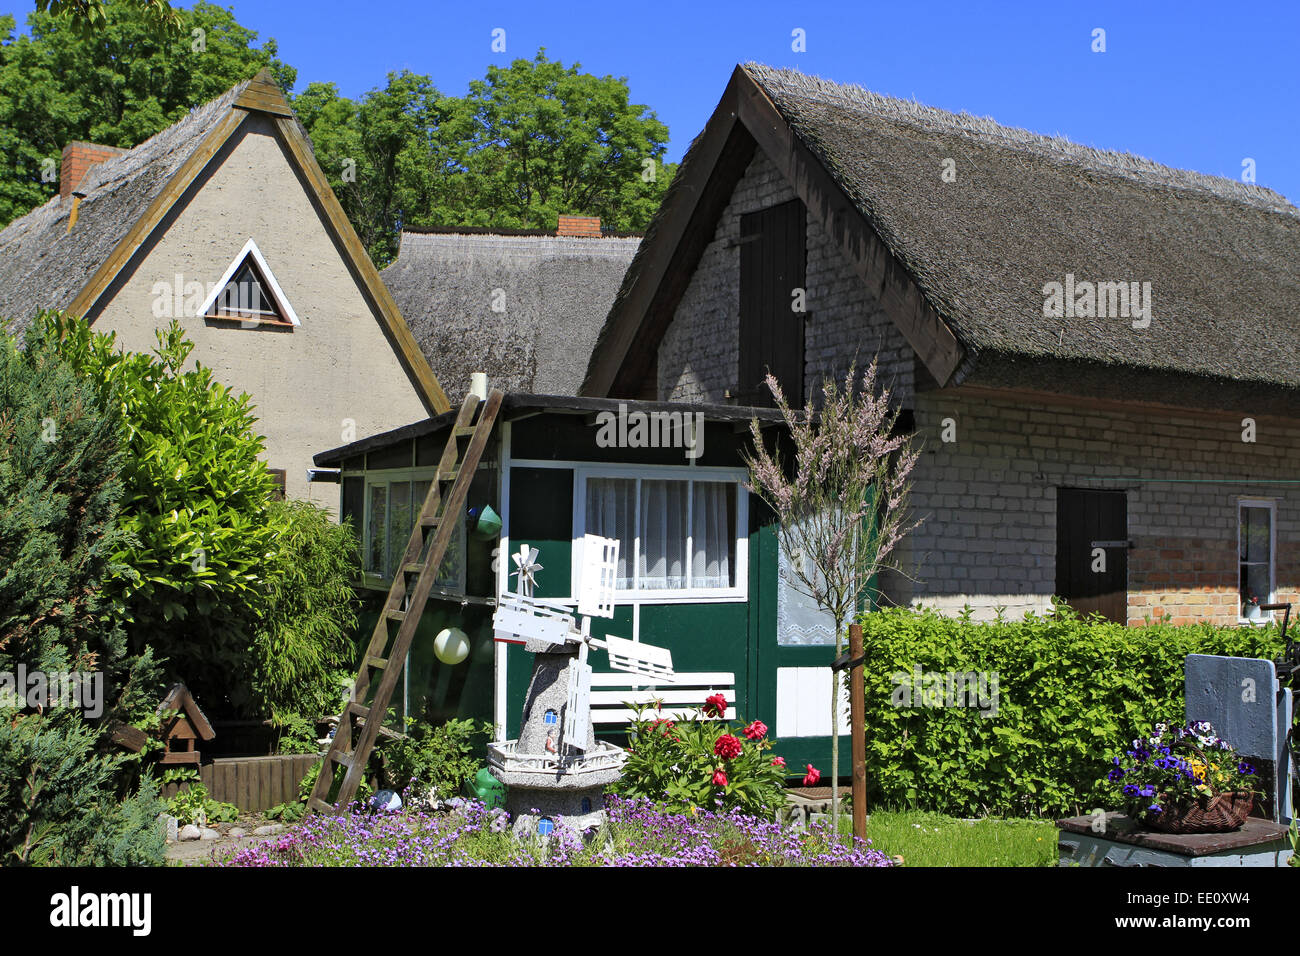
308,387 -> 504,814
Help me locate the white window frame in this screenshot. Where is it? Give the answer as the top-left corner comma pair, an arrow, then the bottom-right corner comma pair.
359,467 -> 465,593
1237,497 -> 1276,625
570,463 -> 749,604
197,237 -> 301,326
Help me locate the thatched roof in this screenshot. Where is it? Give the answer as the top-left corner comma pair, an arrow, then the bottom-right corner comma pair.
0,80 -> 251,334
586,63 -> 1300,400
381,230 -> 639,397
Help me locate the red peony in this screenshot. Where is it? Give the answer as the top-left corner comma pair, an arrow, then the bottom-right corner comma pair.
712,769 -> 728,787
713,733 -> 743,760
803,764 -> 820,786
743,720 -> 768,741
771,756 -> 786,768
703,693 -> 727,718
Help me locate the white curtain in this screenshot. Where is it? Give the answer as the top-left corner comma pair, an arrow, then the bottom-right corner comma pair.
640,480 -> 688,589
692,482 -> 735,588
586,478 -> 636,588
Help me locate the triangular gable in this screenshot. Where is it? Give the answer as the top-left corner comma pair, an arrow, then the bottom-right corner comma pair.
198,237 -> 301,326
581,64 -> 964,398
64,69 -> 450,414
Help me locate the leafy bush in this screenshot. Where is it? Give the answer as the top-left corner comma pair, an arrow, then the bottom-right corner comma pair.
0,317 -> 129,679
252,499 -> 360,724
167,783 -> 239,826
613,700 -> 789,820
39,312 -> 360,721
0,708 -> 165,865
857,604 -> 1287,818
381,717 -> 489,801
46,312 -> 278,712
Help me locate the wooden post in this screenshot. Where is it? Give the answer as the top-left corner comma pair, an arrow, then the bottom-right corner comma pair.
849,623 -> 867,841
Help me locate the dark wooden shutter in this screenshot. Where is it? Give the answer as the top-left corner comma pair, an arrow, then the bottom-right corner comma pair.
739,199 -> 806,407
1056,488 -> 1128,624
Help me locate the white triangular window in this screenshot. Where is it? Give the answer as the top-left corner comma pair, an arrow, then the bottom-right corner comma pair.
198,238 -> 300,327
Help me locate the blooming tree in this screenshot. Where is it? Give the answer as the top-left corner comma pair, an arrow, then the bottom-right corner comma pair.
744,361 -> 921,827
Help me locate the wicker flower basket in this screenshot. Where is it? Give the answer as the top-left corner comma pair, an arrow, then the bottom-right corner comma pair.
1145,791 -> 1254,834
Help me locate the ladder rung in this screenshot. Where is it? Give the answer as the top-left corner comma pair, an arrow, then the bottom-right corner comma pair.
438,468 -> 460,482
384,609 -> 405,622
329,751 -> 354,769
419,514 -> 442,527
345,702 -> 369,720
452,425 -> 476,437
403,562 -> 424,576
307,797 -> 334,814
365,655 -> 388,670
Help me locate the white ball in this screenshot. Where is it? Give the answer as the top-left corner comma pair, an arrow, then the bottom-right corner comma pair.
434,627 -> 470,665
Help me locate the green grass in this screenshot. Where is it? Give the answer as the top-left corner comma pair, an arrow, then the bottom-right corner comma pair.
841,809 -> 1058,867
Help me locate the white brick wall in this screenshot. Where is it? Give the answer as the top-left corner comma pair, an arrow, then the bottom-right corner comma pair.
892,391 -> 1300,624
658,151 -> 912,406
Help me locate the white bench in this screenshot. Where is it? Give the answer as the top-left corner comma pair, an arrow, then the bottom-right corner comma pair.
589,672 -> 736,725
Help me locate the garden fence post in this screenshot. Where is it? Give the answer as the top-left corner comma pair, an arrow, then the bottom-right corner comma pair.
849,623 -> 867,840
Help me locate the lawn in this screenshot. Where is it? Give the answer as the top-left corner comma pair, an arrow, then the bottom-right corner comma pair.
843,809 -> 1058,866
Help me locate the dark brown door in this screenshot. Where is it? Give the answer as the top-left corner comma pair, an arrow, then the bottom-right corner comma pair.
1056,488 -> 1128,623
738,199 -> 805,407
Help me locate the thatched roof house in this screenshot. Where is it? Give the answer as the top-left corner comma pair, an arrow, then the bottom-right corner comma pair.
586,63 -> 1300,412
576,62 -> 1300,632
381,223 -> 639,398
0,70 -> 446,505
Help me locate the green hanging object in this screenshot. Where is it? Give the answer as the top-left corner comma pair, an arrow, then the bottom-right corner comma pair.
469,503 -> 501,540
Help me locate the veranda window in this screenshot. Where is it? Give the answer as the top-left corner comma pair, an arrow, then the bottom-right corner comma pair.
580,471 -> 744,599
363,475 -> 463,591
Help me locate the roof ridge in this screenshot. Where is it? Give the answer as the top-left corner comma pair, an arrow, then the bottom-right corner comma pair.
743,62 -> 1298,218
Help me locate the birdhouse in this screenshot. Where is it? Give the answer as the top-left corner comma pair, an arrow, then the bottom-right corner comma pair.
156,683 -> 215,765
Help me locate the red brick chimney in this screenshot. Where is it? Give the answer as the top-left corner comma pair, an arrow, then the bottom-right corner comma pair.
60,141 -> 126,200
557,215 -> 602,238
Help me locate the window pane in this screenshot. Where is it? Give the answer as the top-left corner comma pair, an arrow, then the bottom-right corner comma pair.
1243,506 -> 1270,564
639,480 -> 688,589
388,481 -> 413,577
367,484 -> 387,574
692,481 -> 736,588
586,477 -> 636,588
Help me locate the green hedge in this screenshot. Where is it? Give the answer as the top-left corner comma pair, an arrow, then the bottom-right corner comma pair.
857,604 -> 1286,818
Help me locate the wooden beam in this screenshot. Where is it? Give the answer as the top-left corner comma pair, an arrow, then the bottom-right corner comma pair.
584,75 -> 748,397
65,108 -> 247,319
731,66 -> 964,387
233,70 -> 294,117
272,115 -> 451,415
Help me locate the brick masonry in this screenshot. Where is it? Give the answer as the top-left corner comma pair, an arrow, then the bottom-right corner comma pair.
894,390 -> 1300,625
60,142 -> 127,200
657,151 -> 912,406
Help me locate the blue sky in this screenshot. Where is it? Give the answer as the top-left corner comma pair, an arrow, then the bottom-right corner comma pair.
8,0 -> 1300,202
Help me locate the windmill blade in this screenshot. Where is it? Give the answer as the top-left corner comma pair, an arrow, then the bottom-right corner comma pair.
564,659 -> 593,752
596,634 -> 675,682
492,596 -> 573,648
576,535 -> 619,620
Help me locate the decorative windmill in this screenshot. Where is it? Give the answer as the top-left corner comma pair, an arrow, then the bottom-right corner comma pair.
488,535 -> 675,836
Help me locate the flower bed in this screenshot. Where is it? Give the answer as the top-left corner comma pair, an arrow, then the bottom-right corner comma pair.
215,796 -> 895,867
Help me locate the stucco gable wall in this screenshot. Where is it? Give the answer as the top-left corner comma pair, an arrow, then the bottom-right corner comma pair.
657,149 -> 914,406
89,113 -> 429,510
